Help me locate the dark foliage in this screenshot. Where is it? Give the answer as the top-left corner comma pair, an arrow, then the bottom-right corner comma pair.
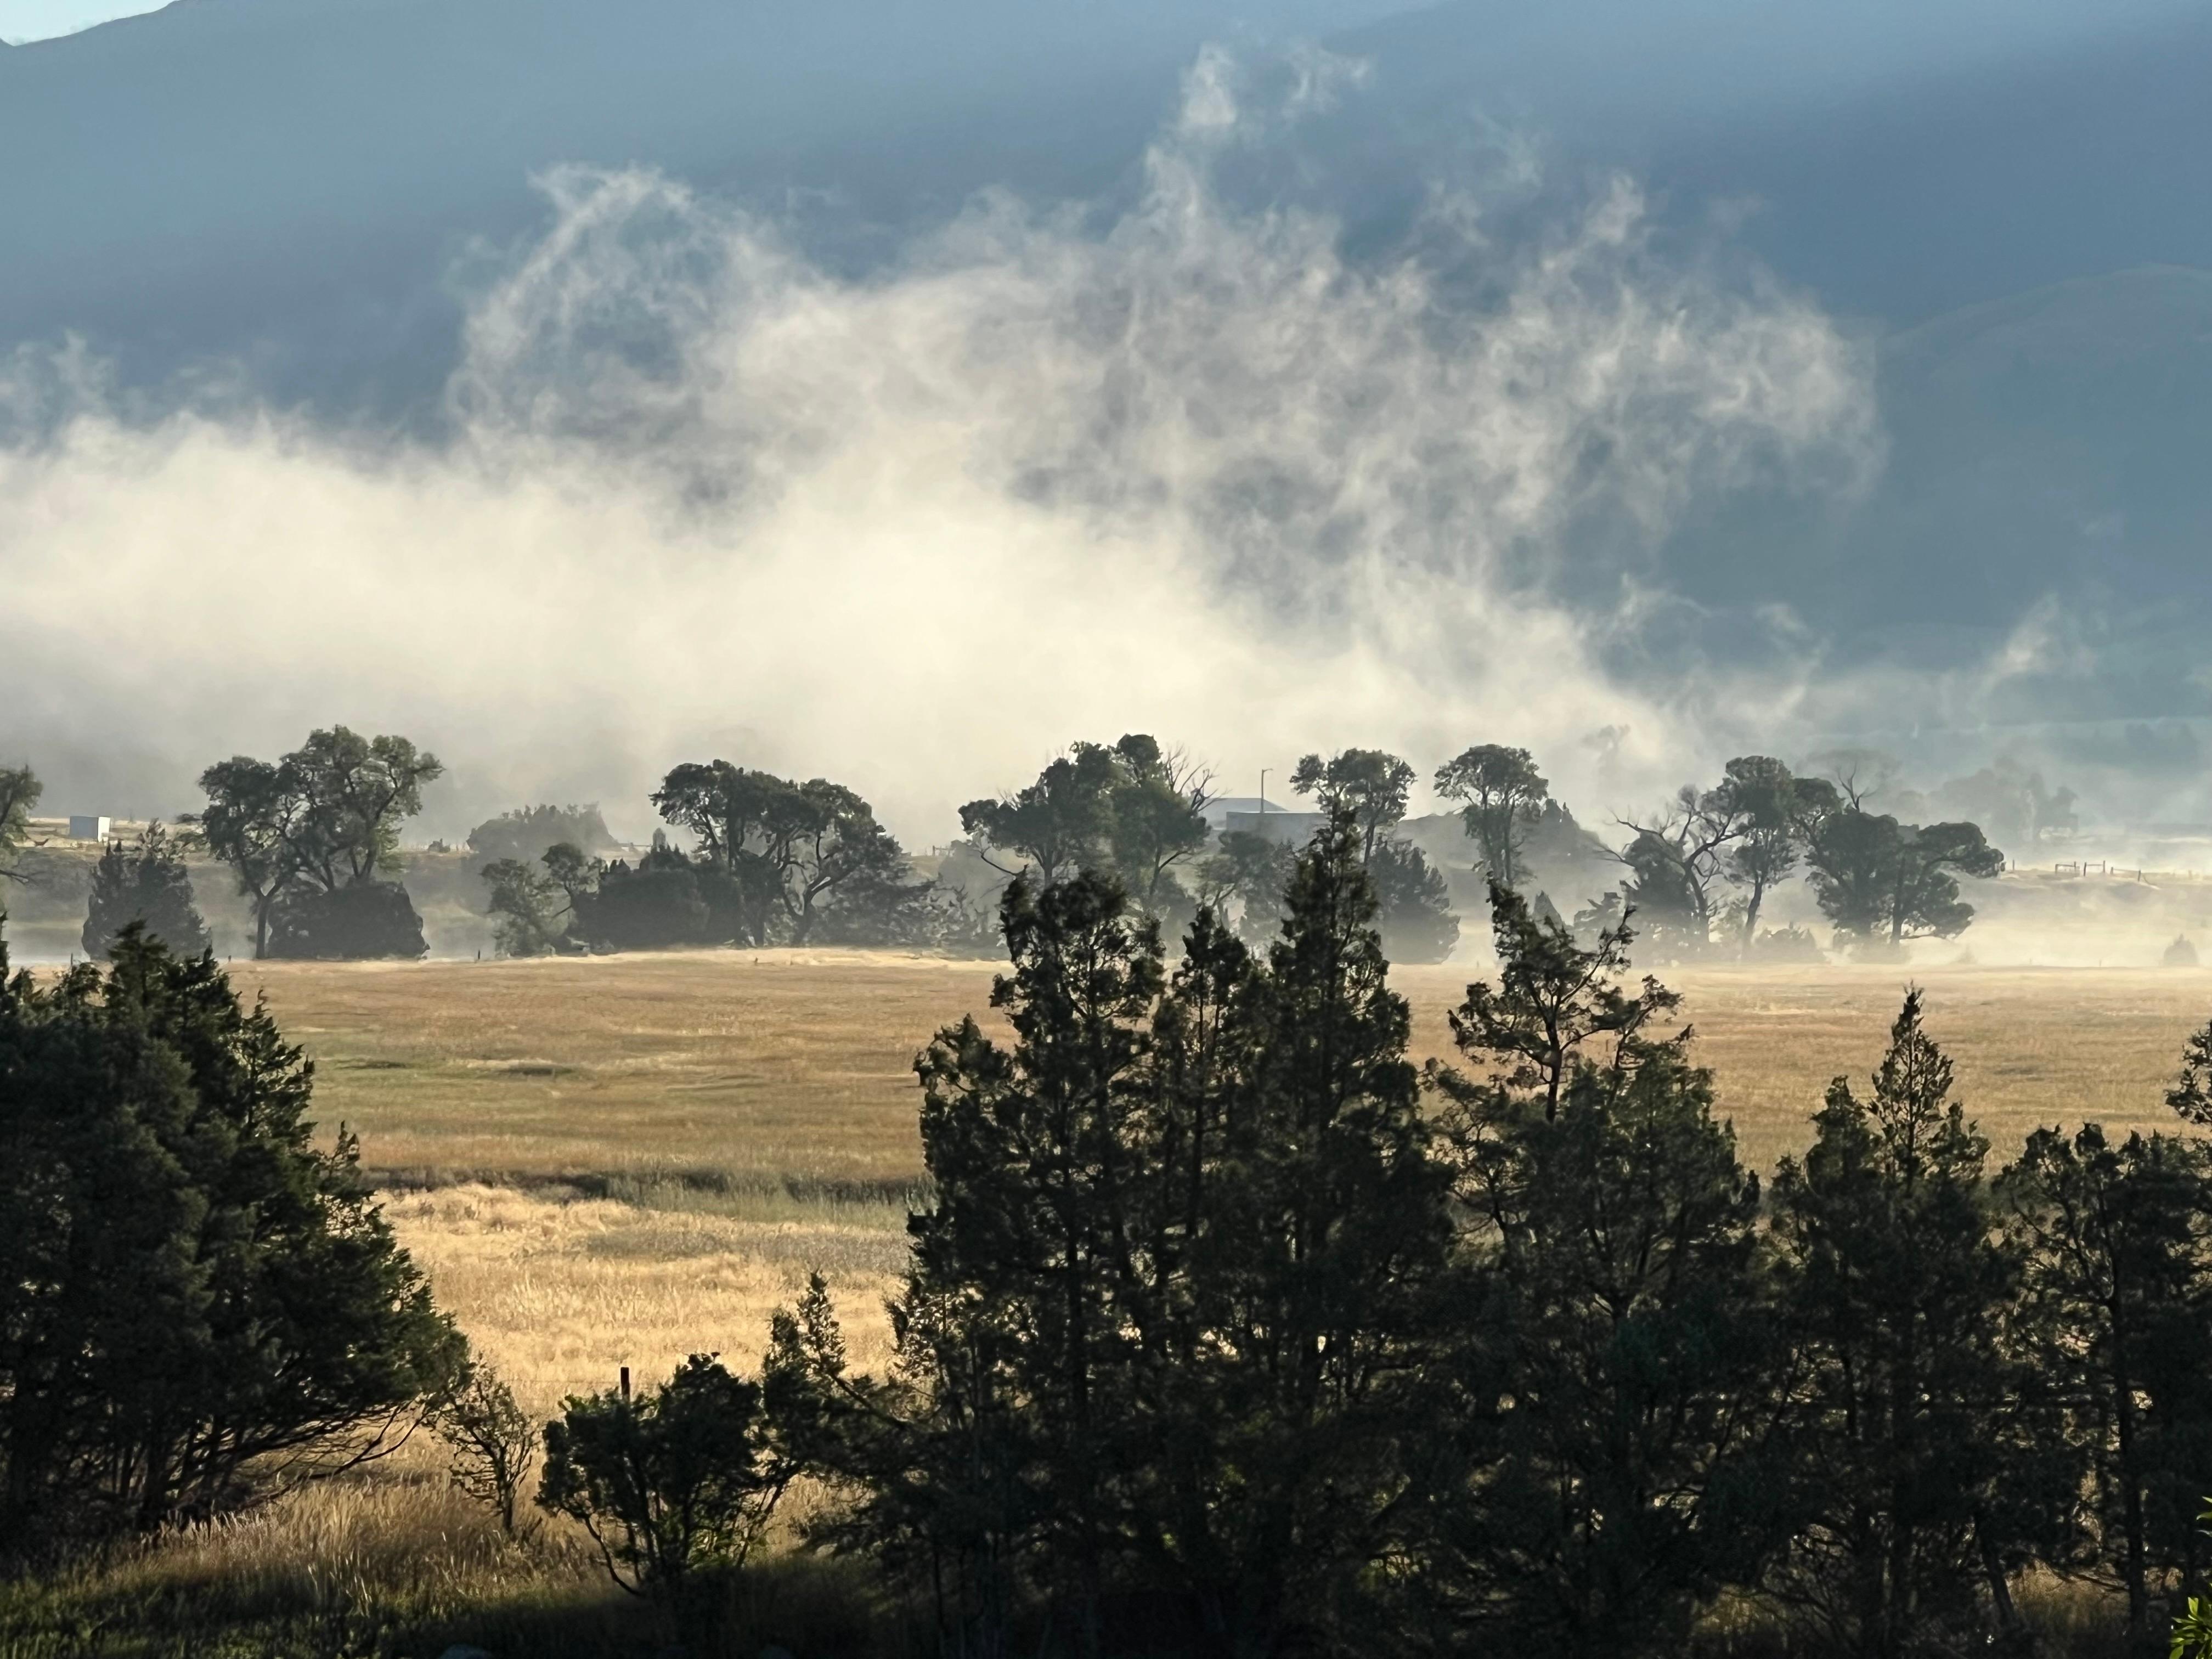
1768,991 -> 2058,1657
771,816 -> 1458,1657
654,761 -> 918,946
540,1354 -> 798,1598
1804,813 -> 2005,950
81,821 -> 210,960
265,879 -> 428,960
960,735 -> 1213,924
2005,1125 -> 2212,1635
1426,886 -> 1786,1656
466,802 -> 618,865
1367,837 -> 1458,963
0,929 -> 461,1558
189,727 -> 441,958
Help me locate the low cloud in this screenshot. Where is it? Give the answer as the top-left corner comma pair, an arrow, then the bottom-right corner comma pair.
0,50 -> 1879,843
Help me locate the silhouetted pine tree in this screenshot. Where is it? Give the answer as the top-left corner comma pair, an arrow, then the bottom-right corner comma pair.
1769,991 -> 2042,1658
2004,1122 -> 2212,1635
1424,884 -> 1787,1657
770,819 -> 1459,1659
1141,811 -> 1454,1656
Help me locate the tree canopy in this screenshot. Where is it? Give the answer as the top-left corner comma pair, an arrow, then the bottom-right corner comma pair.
0,930 -> 461,1555
959,735 -> 1213,923
1435,742 -> 1549,889
82,822 -> 210,961
190,728 -> 441,958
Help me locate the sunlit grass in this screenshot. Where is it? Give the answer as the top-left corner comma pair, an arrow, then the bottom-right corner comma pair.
10,949 -> 2205,1656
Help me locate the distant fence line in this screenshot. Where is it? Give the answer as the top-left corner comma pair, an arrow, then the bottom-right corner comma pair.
2032,859 -> 2198,883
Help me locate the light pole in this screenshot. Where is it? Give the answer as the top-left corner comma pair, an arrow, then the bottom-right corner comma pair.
1259,768 -> 1269,834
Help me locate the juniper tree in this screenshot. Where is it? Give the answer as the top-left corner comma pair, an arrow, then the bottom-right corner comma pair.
833,869 -> 1165,1654
2005,1122 -> 2212,1632
770,820 -> 1458,1658
82,821 -> 210,960
1426,885 -> 1786,1656
1147,812 -> 1455,1655
1769,992 -> 2045,1657
0,929 -> 461,1554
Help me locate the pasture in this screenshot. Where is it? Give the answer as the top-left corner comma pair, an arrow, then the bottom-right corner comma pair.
215,949 -> 2212,1422
12,946 -> 2207,1655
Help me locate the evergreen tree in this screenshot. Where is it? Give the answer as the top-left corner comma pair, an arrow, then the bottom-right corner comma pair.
1769,992 -> 2041,1657
1427,885 -> 1786,1656
771,817 -> 1458,1657
1148,812 -> 1454,1655
2004,1123 -> 2212,1634
81,822 -> 211,960
0,929 -> 460,1554
1367,837 -> 1458,964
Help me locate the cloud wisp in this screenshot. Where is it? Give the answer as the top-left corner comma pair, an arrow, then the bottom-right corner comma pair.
0,49 -> 1878,842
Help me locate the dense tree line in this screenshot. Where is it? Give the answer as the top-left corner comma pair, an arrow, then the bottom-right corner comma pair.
565,819 -> 2206,1658
1,731 -> 2039,968
482,760 -> 979,956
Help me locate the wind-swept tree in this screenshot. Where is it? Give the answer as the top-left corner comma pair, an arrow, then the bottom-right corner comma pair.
189,755 -> 312,958
1289,748 -> 1414,866
1711,757 -> 1838,953
960,737 -> 1212,921
958,745 -> 1123,887
650,761 -> 924,946
1615,778 -> 1765,955
481,853 -> 573,956
778,778 -> 915,944
1101,735 -> 1214,922
1434,744 -> 1549,889
284,728 -> 443,891
190,729 -> 441,958
1804,813 -> 2004,950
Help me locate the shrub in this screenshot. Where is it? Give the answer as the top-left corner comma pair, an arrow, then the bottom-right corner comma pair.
431,1357 -> 539,1539
538,1355 -> 798,1597
265,881 -> 428,960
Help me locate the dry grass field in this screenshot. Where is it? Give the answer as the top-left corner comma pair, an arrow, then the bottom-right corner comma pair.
196,949 -> 2212,1421
13,946 -> 2200,1655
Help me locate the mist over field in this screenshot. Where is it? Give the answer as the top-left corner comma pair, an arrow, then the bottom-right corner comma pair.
4,0 -> 2211,851
2,49 -> 1882,845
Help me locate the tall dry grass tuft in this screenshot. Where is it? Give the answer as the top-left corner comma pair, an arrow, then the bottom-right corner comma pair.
0,1462 -> 896,1658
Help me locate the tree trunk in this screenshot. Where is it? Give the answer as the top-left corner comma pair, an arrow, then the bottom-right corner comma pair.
2112,1318 -> 2149,1633
1740,875 -> 1768,958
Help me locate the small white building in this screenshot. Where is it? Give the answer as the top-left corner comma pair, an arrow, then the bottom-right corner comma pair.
68,815 -> 111,842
